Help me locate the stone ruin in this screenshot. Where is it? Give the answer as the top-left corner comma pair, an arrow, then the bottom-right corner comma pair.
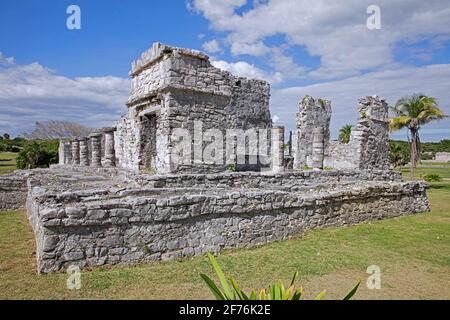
292,95 -> 391,170
0,43 -> 430,274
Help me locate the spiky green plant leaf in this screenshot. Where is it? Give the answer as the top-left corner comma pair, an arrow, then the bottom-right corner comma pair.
343,281 -> 361,300
206,253 -> 234,300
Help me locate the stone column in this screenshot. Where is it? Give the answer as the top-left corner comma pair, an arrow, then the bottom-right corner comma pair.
79,138 -> 89,166
312,127 -> 324,169
90,133 -> 102,168
271,125 -> 285,173
71,139 -> 80,165
103,128 -> 116,167
226,135 -> 238,171
58,139 -> 65,165
288,131 -> 293,156
64,140 -> 72,165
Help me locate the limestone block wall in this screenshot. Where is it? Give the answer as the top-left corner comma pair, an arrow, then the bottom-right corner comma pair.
0,173 -> 28,211
115,114 -> 141,171
324,141 -> 356,169
27,173 -> 429,274
132,169 -> 403,190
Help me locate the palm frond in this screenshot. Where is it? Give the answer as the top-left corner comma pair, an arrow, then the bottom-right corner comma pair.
389,116 -> 411,132
417,107 -> 446,125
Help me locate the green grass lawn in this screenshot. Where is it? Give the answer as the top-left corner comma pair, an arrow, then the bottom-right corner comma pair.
400,166 -> 450,180
0,168 -> 449,300
420,161 -> 450,166
0,152 -> 18,175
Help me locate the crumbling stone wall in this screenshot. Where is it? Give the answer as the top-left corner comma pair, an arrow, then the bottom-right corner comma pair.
293,96 -> 331,169
133,169 -> 403,190
293,95 -> 390,170
0,173 -> 28,211
115,43 -> 272,174
324,96 -> 390,170
26,167 -> 429,274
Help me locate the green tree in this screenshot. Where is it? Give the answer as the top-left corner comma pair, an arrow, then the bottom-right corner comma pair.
338,124 -> 353,143
390,141 -> 407,167
16,140 -> 59,169
389,94 -> 447,178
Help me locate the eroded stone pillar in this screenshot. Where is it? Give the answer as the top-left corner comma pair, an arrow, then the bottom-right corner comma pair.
90,133 -> 102,167
312,127 -> 324,169
64,140 -> 72,164
103,128 -> 116,167
79,138 -> 89,166
71,140 -> 80,165
58,139 -> 65,165
272,125 -> 285,173
288,131 -> 293,156
293,96 -> 331,169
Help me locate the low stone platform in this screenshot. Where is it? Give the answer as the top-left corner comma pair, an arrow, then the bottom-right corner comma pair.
0,171 -> 29,211
24,166 -> 429,274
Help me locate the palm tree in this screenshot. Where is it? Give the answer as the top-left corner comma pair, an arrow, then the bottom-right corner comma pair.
389,94 -> 447,178
338,124 -> 353,143
389,142 -> 407,168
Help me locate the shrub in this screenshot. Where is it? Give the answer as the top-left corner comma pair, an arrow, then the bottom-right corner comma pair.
390,141 -> 409,167
422,174 -> 443,182
16,140 -> 59,169
227,164 -> 237,172
201,253 -> 360,300
421,153 -> 434,160
318,98 -> 326,107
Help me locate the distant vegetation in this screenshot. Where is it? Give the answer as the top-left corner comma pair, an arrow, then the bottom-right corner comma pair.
0,134 -> 26,153
1,132 -> 59,171
23,121 -> 94,140
0,121 -> 96,171
389,139 -> 450,167
16,140 -> 59,170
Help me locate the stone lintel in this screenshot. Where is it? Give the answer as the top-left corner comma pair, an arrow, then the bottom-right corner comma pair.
102,127 -> 117,133
89,132 -> 103,138
126,84 -> 232,108
138,106 -> 162,118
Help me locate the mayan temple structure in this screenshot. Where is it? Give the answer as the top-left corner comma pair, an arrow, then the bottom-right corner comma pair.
115,42 -> 272,174
0,43 -> 429,274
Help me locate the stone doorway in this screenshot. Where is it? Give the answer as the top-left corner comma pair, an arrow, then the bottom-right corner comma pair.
139,113 -> 157,170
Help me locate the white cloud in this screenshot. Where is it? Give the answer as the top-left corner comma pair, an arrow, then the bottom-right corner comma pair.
202,39 -> 222,53
0,52 -> 130,136
271,64 -> 450,141
191,0 -> 450,80
211,59 -> 283,84
230,41 -> 269,56
270,47 -> 306,80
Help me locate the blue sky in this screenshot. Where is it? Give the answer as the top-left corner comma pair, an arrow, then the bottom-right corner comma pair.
1,0 -> 449,141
